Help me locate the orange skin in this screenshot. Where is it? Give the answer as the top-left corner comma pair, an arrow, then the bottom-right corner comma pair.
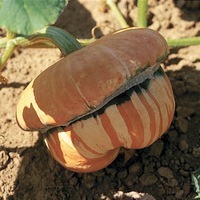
16,28 -> 175,172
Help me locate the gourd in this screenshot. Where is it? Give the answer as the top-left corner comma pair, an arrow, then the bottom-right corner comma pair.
16,28 -> 175,173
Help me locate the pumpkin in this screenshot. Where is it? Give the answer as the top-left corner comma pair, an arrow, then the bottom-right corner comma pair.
16,28 -> 175,173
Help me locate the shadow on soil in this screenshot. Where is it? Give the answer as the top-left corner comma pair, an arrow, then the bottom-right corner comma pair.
173,0 -> 200,22
5,65 -> 200,200
55,0 -> 102,39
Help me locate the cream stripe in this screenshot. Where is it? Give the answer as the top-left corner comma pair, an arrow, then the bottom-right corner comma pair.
105,105 -> 132,148
72,115 -> 114,154
27,85 -> 55,125
57,130 -> 76,149
51,129 -> 104,159
157,75 -> 174,114
155,76 -> 173,124
139,86 -> 160,142
72,137 -> 106,159
130,91 -> 151,147
148,76 -> 171,133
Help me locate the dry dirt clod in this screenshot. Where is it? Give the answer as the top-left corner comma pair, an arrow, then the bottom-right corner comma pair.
148,140 -> 164,157
168,178 -> 178,187
192,147 -> 200,158
175,190 -> 184,199
139,173 -> 158,186
178,139 -> 189,152
158,167 -> 173,180
172,81 -> 186,96
182,179 -> 191,196
0,151 -> 9,170
179,169 -> 189,177
176,106 -> 195,118
117,169 -> 128,179
128,162 -> 143,176
176,117 -> 189,133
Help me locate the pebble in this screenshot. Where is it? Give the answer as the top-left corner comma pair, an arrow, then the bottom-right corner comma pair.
183,154 -> 191,164
161,159 -> 168,166
168,178 -> 178,187
172,81 -> 186,96
139,173 -> 158,186
105,168 -> 117,176
117,169 -> 128,179
157,184 -> 165,196
175,190 -> 184,199
192,147 -> 200,157
156,162 -> 161,168
180,156 -> 185,164
175,160 -> 180,166
145,162 -> 156,173
176,106 -> 195,118
177,117 -> 188,133
184,163 -> 190,171
128,163 -> 143,176
182,180 -> 191,196
158,167 -> 173,179
166,149 -> 173,157
178,140 -> 189,151
149,140 -> 164,157
125,175 -> 136,187
167,130 -> 178,143
179,169 -> 189,177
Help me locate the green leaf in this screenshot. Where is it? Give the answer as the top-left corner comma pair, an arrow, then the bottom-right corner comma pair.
0,0 -> 68,35
192,168 -> 200,198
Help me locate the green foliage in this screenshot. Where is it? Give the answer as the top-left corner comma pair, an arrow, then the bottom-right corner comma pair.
192,168 -> 200,199
0,0 -> 68,35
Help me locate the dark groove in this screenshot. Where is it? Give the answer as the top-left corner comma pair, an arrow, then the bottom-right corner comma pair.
66,66 -> 165,124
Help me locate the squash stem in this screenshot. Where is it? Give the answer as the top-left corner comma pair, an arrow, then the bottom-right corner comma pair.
22,26 -> 82,56
0,30 -> 16,48
106,0 -> 129,28
0,41 -> 16,71
167,36 -> 200,47
1,26 -> 82,56
0,41 -> 16,83
6,30 -> 16,40
137,0 -> 148,27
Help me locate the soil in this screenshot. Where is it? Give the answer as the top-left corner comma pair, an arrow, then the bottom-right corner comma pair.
0,0 -> 200,199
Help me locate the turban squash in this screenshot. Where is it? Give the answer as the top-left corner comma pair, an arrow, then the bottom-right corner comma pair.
16,28 -> 175,173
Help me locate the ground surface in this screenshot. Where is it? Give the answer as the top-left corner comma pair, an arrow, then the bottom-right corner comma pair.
0,0 -> 200,199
